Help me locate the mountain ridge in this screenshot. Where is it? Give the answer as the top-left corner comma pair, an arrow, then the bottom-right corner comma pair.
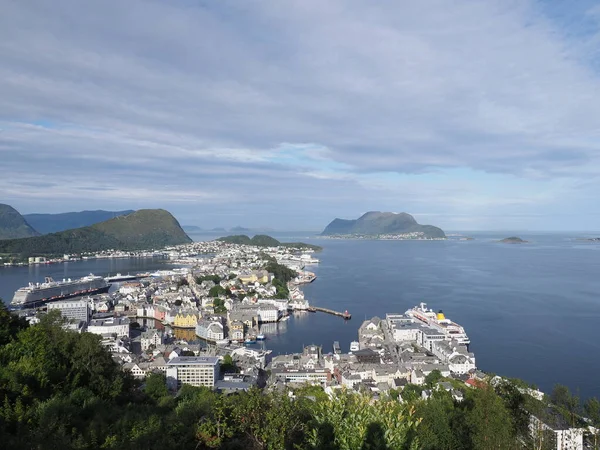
321,211 -> 445,238
0,209 -> 191,257
24,209 -> 135,234
0,204 -> 39,240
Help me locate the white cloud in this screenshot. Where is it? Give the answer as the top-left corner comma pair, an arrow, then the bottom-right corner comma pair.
1,0 -> 600,229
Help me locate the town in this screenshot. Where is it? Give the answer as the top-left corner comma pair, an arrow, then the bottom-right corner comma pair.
15,239 -> 598,449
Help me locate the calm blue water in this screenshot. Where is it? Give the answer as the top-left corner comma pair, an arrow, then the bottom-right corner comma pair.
2,231 -> 599,399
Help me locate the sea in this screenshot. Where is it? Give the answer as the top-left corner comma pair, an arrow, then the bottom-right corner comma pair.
1,230 -> 599,400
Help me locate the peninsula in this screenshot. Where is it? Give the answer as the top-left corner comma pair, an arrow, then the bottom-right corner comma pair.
218,234 -> 322,251
0,209 -> 191,258
321,211 -> 445,239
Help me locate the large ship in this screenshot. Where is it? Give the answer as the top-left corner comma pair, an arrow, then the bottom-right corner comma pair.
405,302 -> 470,346
11,274 -> 111,308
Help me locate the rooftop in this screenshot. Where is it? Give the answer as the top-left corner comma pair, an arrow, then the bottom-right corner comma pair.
167,356 -> 220,366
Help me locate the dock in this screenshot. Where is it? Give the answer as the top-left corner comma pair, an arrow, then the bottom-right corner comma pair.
312,306 -> 352,320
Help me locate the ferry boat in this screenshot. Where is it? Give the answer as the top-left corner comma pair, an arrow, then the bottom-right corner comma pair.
11,274 -> 110,309
405,302 -> 470,345
105,273 -> 138,282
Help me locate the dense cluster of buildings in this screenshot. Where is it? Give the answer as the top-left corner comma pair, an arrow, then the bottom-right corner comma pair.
24,238 -> 594,449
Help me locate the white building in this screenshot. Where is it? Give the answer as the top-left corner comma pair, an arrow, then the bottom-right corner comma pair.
166,356 -> 220,389
47,299 -> 90,322
87,317 -> 130,337
141,330 -> 165,351
257,305 -> 279,323
196,320 -> 224,341
529,411 -> 584,450
431,340 -> 476,375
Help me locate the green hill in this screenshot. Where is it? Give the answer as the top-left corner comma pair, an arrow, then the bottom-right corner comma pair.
0,204 -> 39,240
23,209 -> 134,234
321,211 -> 445,238
0,209 -> 191,257
218,234 -> 321,250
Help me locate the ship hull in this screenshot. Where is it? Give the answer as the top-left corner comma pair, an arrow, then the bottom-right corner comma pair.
11,281 -> 111,309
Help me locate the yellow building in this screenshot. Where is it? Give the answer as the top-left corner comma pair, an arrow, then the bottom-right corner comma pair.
173,312 -> 199,328
238,273 -> 258,284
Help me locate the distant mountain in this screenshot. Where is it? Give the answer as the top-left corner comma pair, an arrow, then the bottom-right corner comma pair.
321,211 -> 445,238
230,226 -> 252,232
217,234 -> 321,251
24,210 -> 135,234
0,204 -> 39,240
183,225 -> 203,232
0,209 -> 191,257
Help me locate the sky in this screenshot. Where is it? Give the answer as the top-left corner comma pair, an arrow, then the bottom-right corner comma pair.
1,0 -> 600,231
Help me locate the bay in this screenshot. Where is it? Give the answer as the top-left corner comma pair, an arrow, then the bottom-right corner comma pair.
1,230 -> 599,399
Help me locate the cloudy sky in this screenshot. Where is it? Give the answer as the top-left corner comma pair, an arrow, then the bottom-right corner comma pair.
1,0 -> 600,231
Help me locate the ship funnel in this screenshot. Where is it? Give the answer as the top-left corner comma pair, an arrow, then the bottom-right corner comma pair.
437,310 -> 446,321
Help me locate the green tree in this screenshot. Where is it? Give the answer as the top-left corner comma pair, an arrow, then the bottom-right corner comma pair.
415,393 -> 458,450
424,370 -> 443,387
209,285 -> 226,297
466,386 -> 515,449
144,373 -> 169,401
584,397 -> 600,449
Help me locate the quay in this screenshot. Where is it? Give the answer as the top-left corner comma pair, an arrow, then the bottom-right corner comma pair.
311,306 -> 352,320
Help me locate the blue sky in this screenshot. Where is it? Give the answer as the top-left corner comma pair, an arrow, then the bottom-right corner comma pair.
1,0 -> 600,231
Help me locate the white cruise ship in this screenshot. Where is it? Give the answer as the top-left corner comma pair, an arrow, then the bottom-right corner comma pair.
405,302 -> 470,346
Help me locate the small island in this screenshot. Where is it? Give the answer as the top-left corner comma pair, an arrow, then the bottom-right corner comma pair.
499,236 -> 528,244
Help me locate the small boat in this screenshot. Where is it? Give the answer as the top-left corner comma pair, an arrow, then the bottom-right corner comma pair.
256,334 -> 266,341
244,337 -> 257,344
350,341 -> 360,352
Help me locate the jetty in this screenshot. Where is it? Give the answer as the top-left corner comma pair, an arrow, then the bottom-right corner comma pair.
312,306 -> 352,320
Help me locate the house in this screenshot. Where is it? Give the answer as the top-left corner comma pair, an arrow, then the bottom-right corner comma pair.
529,407 -> 585,450
173,311 -> 199,328
229,320 -> 244,341
141,330 -> 165,351
87,317 -> 130,337
196,320 -> 225,341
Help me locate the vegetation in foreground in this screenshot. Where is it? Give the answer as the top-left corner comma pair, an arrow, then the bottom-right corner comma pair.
0,302 -> 599,449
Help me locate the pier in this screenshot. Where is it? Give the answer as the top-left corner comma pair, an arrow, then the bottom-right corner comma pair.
311,306 -> 352,320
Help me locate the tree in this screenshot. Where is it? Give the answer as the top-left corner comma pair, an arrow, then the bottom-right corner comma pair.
584,397 -> 600,449
424,370 -> 443,387
145,373 -> 169,401
209,285 -> 226,297
0,301 -> 27,345
415,395 -> 458,450
221,354 -> 238,373
551,384 -> 580,427
466,385 -> 515,449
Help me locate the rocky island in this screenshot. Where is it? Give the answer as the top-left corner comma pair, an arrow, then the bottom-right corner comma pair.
321,211 -> 445,239
499,236 -> 528,244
